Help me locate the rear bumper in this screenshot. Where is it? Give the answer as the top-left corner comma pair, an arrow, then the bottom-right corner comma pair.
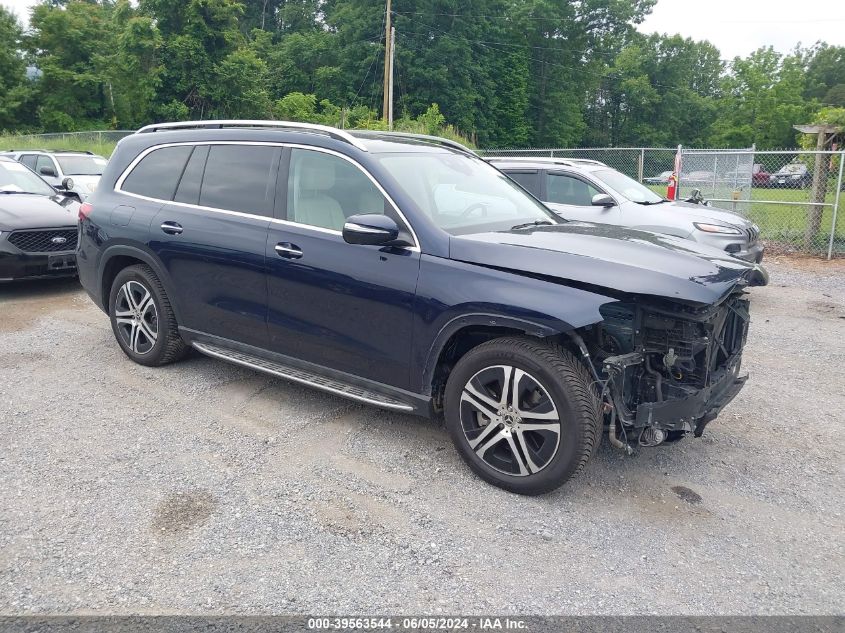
0,249 -> 77,282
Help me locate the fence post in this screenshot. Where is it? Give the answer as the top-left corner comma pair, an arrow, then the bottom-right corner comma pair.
828,151 -> 844,260
637,148 -> 644,183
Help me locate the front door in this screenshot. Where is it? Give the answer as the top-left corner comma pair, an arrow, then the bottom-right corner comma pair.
265,147 -> 420,390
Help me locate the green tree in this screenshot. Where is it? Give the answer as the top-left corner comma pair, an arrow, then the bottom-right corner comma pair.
0,6 -> 30,130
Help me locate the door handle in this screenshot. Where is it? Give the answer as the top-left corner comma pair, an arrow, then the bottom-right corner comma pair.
160,221 -> 183,235
275,242 -> 303,259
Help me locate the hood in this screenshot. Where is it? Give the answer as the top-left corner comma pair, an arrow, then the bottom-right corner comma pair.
0,193 -> 80,230
450,222 -> 768,305
660,200 -> 754,229
69,174 -> 101,195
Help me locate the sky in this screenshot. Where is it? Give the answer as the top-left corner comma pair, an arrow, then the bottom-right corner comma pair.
2,0 -> 844,60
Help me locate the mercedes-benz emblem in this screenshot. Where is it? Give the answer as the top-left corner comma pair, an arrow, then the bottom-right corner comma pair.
51,236 -> 68,245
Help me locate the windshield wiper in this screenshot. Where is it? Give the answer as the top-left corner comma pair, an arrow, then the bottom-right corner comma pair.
634,199 -> 668,206
0,190 -> 40,195
510,219 -> 555,230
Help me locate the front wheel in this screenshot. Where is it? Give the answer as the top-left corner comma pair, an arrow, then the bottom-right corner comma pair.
444,337 -> 602,495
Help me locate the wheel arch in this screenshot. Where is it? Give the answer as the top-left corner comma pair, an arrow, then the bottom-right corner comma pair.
422,313 -> 587,413
98,245 -> 182,322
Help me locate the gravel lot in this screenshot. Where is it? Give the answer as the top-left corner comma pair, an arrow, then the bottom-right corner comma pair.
1,257 -> 843,616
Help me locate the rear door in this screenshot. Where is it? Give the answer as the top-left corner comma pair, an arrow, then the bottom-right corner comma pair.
544,170 -> 621,224
137,143 -> 280,348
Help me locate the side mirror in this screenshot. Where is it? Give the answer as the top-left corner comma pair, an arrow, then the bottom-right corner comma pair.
61,177 -> 74,190
591,193 -> 615,207
40,166 -> 57,177
342,214 -> 401,246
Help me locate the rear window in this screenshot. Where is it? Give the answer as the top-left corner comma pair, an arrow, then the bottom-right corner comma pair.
198,145 -> 279,217
121,146 -> 192,200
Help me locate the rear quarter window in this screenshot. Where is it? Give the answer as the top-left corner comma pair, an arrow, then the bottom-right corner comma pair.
504,170 -> 541,196
121,146 -> 193,201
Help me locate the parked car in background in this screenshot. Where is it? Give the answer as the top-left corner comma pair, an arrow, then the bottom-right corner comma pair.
681,170 -> 716,189
643,170 -> 673,185
0,156 -> 80,281
78,120 -> 768,495
769,163 -> 811,188
490,157 -> 763,263
751,163 -> 771,187
0,149 -> 107,199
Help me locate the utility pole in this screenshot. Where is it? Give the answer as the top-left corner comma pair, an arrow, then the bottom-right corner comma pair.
381,0 -> 392,123
388,26 -> 395,130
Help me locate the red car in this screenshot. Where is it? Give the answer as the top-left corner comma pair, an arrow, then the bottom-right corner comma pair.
752,163 -> 771,188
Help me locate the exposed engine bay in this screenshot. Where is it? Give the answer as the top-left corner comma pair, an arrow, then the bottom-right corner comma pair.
581,290 -> 751,450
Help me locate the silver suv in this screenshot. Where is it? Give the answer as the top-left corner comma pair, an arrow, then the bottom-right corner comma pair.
0,150 -> 107,200
490,158 -> 764,263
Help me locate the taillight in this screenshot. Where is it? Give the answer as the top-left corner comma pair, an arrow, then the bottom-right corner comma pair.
78,202 -> 94,221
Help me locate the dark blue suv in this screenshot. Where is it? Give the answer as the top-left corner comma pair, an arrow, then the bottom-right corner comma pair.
77,121 -> 768,494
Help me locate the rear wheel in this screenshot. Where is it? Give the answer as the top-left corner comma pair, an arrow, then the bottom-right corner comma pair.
444,337 -> 601,495
108,264 -> 187,367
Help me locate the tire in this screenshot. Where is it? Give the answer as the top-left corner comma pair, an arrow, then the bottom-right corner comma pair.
444,336 -> 602,495
108,264 -> 187,367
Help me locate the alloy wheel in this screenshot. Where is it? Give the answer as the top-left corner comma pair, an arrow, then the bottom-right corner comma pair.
459,365 -> 561,476
114,280 -> 158,355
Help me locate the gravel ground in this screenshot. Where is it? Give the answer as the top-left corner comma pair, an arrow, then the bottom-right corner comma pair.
0,257 -> 843,616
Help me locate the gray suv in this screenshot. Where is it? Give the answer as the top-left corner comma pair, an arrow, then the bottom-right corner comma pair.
490,158 -> 764,263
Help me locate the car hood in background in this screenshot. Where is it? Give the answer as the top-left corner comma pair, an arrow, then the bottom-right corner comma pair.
647,200 -> 755,230
450,222 -> 768,305
0,193 -> 80,230
69,174 -> 101,194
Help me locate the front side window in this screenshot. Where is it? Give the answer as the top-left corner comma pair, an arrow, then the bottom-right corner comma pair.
376,152 -> 556,236
546,173 -> 602,206
199,145 -> 279,217
35,155 -> 56,176
287,149 -> 387,231
122,145 -> 193,200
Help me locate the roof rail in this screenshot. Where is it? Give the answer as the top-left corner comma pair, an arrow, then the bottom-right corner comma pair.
485,156 -> 607,167
135,120 -> 368,151
351,131 -> 475,155
3,149 -> 93,155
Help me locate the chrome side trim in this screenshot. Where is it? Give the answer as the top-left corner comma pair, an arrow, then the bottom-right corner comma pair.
113,141 -> 420,250
192,342 -> 415,412
135,120 -> 369,151
343,222 -> 390,234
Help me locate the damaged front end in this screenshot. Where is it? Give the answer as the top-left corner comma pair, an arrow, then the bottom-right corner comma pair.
585,289 -> 751,449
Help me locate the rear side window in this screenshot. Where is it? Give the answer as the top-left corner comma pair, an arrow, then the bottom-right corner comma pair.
122,146 -> 192,200
199,145 -> 279,217
174,145 -> 209,205
505,170 -> 540,195
19,155 -> 38,170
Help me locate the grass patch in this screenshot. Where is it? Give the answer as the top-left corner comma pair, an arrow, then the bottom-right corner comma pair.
0,133 -> 122,158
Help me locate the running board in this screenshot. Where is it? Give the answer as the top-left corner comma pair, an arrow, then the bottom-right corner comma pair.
192,342 -> 414,412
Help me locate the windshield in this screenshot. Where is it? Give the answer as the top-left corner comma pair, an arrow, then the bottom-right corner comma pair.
375,152 -> 557,235
56,155 -> 107,176
0,161 -> 56,196
592,168 -> 664,204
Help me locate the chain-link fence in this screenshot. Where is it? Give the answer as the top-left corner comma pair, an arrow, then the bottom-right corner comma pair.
3,130 -> 134,146
483,146 -> 845,258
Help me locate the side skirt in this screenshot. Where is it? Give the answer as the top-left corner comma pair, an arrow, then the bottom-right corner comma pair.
182,329 -> 431,416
